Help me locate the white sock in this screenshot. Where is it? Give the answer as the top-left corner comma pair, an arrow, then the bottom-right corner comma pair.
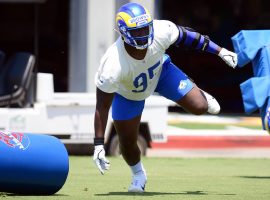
130,161 -> 144,175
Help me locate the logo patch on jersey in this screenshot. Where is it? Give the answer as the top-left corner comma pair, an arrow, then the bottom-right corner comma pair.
179,80 -> 188,90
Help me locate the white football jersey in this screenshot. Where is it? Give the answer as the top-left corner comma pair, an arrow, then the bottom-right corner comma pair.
95,20 -> 179,101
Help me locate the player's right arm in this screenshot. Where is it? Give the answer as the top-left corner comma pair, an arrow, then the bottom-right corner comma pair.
173,24 -> 237,68
155,20 -> 237,68
94,87 -> 114,140
93,47 -> 120,174
93,87 -> 114,175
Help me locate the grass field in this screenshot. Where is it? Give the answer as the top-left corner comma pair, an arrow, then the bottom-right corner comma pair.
1,156 -> 270,200
169,122 -> 262,130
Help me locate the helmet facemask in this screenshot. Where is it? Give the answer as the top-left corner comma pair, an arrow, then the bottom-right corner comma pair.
120,22 -> 154,50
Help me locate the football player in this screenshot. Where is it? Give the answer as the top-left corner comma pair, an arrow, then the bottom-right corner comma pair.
93,2 -> 237,193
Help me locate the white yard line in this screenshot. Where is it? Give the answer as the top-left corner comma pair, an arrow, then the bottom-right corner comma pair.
167,113 -> 242,124
165,125 -> 269,136
147,148 -> 270,158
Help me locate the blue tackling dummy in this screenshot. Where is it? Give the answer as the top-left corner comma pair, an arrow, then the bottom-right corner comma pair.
232,30 -> 270,131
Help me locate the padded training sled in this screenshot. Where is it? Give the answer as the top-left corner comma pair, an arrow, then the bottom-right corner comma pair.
232,30 -> 270,129
0,132 -> 69,195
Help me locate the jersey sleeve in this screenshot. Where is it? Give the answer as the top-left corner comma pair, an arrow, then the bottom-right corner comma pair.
95,54 -> 120,93
154,20 -> 180,50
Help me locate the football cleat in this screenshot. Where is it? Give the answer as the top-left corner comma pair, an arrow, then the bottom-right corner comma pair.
201,90 -> 221,114
128,170 -> 147,193
115,2 -> 154,49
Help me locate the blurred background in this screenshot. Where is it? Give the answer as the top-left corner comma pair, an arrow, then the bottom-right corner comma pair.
0,0 -> 269,114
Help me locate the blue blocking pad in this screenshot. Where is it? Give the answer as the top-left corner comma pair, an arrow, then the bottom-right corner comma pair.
0,132 -> 69,195
232,30 -> 270,67
232,30 -> 270,129
252,46 -> 270,77
240,46 -> 270,114
240,76 -> 270,114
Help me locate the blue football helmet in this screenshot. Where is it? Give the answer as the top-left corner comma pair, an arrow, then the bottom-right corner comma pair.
116,3 -> 154,49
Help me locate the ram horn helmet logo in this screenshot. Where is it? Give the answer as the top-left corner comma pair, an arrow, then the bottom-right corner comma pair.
0,131 -> 30,150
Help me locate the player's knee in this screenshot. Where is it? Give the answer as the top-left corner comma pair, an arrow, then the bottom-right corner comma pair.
119,136 -> 137,149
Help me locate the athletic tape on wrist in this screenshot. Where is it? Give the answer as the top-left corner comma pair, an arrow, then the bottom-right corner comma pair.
94,138 -> 104,146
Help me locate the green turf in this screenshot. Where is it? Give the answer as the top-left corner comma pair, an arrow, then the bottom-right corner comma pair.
1,156 -> 270,200
170,123 -> 262,130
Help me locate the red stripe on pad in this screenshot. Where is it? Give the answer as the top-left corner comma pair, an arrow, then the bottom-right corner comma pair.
151,136 -> 270,149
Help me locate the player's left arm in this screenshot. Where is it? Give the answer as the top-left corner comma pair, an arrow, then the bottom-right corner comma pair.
173,26 -> 238,68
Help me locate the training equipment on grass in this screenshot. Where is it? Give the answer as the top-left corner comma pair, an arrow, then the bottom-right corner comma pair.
232,30 -> 270,131
0,132 -> 69,195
